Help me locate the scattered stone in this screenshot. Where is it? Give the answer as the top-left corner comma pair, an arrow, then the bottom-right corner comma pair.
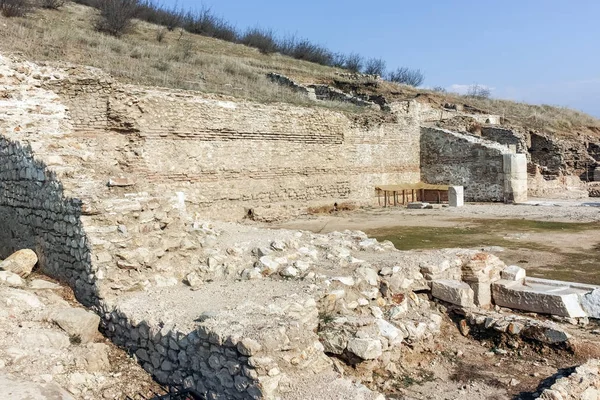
0,249 -> 37,278
29,279 -> 61,290
407,202 -> 431,209
458,319 -> 470,336
502,265 -> 526,281
184,272 -> 202,288
280,266 -> 298,278
51,308 -> 100,344
347,337 -> 382,360
432,279 -> 475,307
581,289 -> 600,319
0,270 -> 25,287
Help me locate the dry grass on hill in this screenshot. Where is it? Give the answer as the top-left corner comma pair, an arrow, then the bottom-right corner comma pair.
0,2 -> 598,134
0,2 -> 357,111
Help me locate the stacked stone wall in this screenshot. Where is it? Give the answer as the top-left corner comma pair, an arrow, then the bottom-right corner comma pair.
420,127 -> 512,202
0,137 -> 97,306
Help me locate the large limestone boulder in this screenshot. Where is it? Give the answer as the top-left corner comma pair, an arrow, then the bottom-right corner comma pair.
581,289 -> 600,319
0,249 -> 38,278
431,279 -> 475,307
51,308 -> 101,343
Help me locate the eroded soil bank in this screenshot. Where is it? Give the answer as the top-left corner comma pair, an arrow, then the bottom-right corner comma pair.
273,201 -> 600,285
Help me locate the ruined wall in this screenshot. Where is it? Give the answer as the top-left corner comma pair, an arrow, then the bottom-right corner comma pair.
481,126 -> 529,154
0,138 -> 97,305
420,127 -> 518,202
55,83 -> 421,220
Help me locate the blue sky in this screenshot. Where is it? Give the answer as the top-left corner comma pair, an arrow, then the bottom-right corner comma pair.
165,0 -> 600,117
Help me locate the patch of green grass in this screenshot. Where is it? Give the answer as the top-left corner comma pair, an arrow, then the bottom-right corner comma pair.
367,219 -> 599,252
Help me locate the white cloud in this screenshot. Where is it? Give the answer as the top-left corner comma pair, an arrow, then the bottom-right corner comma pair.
448,83 -> 495,95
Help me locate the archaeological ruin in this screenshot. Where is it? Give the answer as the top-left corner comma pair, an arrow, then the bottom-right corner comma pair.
1,50 -> 600,400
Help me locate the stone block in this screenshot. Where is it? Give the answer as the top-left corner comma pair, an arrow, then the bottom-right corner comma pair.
492,280 -> 587,318
502,265 -> 526,281
346,337 -> 382,360
0,249 -> 37,278
407,202 -> 430,209
503,153 -> 528,203
581,289 -> 600,319
431,279 -> 475,307
468,282 -> 492,308
448,186 -> 464,207
52,308 -> 101,343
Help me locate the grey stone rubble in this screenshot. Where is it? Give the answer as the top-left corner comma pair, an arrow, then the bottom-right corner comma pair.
266,73 -> 317,101
460,309 -> 572,345
266,72 -> 381,110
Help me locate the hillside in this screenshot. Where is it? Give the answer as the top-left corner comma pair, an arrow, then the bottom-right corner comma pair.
1,1 -> 599,136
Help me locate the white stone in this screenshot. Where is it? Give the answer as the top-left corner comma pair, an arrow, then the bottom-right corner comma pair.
581,289 -> 600,319
375,319 -> 403,344
347,337 -> 382,360
280,266 -> 298,278
29,279 -> 61,290
502,265 -> 526,281
492,280 -> 587,318
51,308 -> 100,343
355,266 -> 379,286
0,249 -> 37,278
258,256 -> 280,274
431,279 -> 475,307
332,276 -> 355,286
448,186 -> 464,207
0,270 -> 25,287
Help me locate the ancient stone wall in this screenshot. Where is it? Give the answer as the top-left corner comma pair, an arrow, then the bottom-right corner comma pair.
56,83 -> 421,220
420,127 -> 515,202
481,126 -> 529,154
0,137 -> 97,306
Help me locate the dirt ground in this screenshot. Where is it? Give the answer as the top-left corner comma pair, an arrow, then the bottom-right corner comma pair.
371,312 -> 600,400
272,199 -> 600,285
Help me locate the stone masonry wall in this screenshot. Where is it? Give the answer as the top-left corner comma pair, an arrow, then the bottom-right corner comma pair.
55,83 -> 421,220
0,137 -> 97,306
420,127 -> 513,202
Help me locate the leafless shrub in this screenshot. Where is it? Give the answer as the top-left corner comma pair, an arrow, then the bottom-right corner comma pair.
344,53 -> 364,73
137,0 -> 182,31
239,27 -> 277,54
331,53 -> 347,68
182,7 -> 238,42
0,0 -> 30,17
39,0 -> 65,9
279,35 -> 335,66
364,58 -> 386,76
432,86 -> 447,93
95,0 -> 140,37
466,84 -> 491,99
388,67 -> 424,87
155,27 -> 166,42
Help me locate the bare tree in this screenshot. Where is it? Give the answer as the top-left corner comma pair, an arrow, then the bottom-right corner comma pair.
364,58 -> 386,76
388,67 -> 424,87
466,84 -> 491,99
344,53 -> 363,73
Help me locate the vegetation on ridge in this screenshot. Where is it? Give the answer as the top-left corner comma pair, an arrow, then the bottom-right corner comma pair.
0,1 -> 598,134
